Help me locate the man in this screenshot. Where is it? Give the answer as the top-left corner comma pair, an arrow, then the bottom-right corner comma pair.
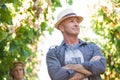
46,8 -> 106,80
10,61 -> 25,80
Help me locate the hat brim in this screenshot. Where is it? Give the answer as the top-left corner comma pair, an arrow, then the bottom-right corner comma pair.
55,15 -> 83,29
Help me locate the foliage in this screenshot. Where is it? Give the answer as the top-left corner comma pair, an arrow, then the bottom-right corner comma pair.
66,0 -> 73,5
90,0 -> 120,80
51,0 -> 62,11
0,0 -> 72,79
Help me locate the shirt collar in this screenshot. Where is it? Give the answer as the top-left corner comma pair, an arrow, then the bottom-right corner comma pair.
60,39 -> 87,46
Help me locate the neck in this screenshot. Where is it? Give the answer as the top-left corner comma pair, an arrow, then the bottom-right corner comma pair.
64,36 -> 79,45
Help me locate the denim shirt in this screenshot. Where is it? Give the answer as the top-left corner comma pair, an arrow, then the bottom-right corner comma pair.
46,39 -> 106,80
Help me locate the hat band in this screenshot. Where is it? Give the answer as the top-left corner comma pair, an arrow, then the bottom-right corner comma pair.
62,13 -> 76,18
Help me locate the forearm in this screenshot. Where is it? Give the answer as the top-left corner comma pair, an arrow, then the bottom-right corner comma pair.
75,56 -> 104,75
64,56 -> 102,75
65,64 -> 92,75
82,56 -> 106,75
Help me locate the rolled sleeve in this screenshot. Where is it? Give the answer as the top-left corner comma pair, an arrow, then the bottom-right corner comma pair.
82,43 -> 106,75
46,48 -> 71,80
82,57 -> 106,75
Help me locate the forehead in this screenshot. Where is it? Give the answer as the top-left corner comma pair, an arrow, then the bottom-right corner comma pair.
14,65 -> 23,70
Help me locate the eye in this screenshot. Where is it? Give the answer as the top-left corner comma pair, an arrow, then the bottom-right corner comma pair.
69,20 -> 74,23
20,68 -> 23,71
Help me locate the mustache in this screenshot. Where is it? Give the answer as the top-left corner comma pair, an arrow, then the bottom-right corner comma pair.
74,25 -> 79,27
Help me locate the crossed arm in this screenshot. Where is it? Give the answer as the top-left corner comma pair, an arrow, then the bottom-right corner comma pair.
63,56 -> 101,80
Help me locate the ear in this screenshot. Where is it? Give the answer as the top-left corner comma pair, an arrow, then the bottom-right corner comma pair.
58,24 -> 64,32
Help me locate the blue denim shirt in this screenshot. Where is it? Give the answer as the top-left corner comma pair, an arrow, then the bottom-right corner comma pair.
46,39 -> 106,80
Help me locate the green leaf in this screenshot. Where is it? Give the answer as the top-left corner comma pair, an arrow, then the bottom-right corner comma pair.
51,0 -> 62,11
40,22 -> 47,31
0,0 -> 6,7
48,27 -> 54,35
0,4 -> 12,24
67,0 -> 73,5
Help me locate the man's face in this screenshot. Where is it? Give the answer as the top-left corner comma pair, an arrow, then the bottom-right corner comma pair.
13,65 -> 24,79
60,17 -> 80,36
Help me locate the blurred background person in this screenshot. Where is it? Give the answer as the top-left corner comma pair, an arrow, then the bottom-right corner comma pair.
9,61 -> 26,80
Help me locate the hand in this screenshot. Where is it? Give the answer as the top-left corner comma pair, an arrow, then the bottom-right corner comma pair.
90,56 -> 101,61
63,64 -> 74,70
69,72 -> 85,80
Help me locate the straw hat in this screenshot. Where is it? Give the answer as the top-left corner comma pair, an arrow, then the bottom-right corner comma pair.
55,8 -> 83,29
